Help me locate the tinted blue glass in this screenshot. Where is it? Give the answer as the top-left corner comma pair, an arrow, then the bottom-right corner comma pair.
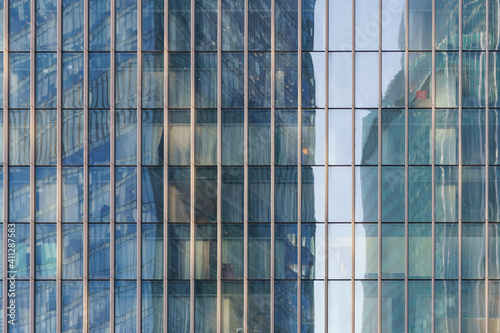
436,0 -> 458,50
275,109 -> 297,165
142,54 -> 164,108
355,166 -> 378,222
62,0 -> 84,50
302,109 -> 325,165
463,109 -> 486,164
89,0 -> 110,50
36,167 -> 57,222
381,166 -> 404,222
462,224 -> 485,279
142,167 -> 163,223
0,2 -> 3,50
489,224 -> 500,278
62,53 -> 84,108
0,55 -> 3,107
221,167 -> 244,222
89,281 -> 110,332
9,110 -> 30,165
62,281 -> 83,332
328,281 -> 351,331
355,0 -> 378,50
275,281 -> 297,332
275,167 -> 298,222
462,281 -> 486,331
248,167 -> 271,222
142,110 -> 163,165
62,224 -> 83,278
89,109 -> 110,165
355,53 -> 379,107
463,0 -> 486,50
436,53 -> 459,107
409,109 -> 432,164
435,224 -> 459,279
222,110 -> 244,165
490,166 -> 500,222
409,224 -> 432,278
35,281 -> 56,332
116,0 -> 137,50
9,0 -> 30,51
249,224 -> 271,279
194,282 -> 217,333
249,281 -> 271,332
115,224 -> 137,279
408,281 -> 431,333
221,0 -> 243,50
275,224 -> 298,279
329,0 -> 351,50
328,109 -> 352,165
462,166 -> 485,222
221,225 -> 244,279
142,224 -> 163,279
36,0 -> 57,50
222,282 -> 244,331
463,53 -> 486,107
409,0 -> 432,50
62,110 -> 84,165
222,53 -> 244,107
9,54 -> 30,108
328,224 -> 351,278
302,166 -> 325,222
115,281 -> 137,332
168,53 -> 191,108
355,109 -> 378,165
249,53 -> 271,107
381,109 -> 405,164
195,53 -> 217,108
115,53 -> 137,108
36,53 -> 57,108
275,0 -> 298,51
194,111 -> 216,164
275,53 -> 298,107
381,0 -> 405,50
195,167 -> 217,222
142,281 -> 163,332
168,224 -> 190,279
9,167 -> 30,222
168,282 -> 190,332
168,167 -> 190,222
329,53 -> 352,107
36,110 -> 57,165
409,52 -> 432,107
115,167 -> 137,222
89,167 -> 110,222
381,224 -> 405,278
249,0 -> 271,50
89,224 -> 110,278
355,224 -> 378,279
13,224 -> 30,278
168,0 -> 190,51
302,0 -> 325,51
435,166 -> 459,222
194,225 -> 217,279
302,53 -> 325,108
195,0 -> 217,50
168,110 -> 190,165
355,281 -> 378,331
382,281 -> 405,332
35,224 -> 57,278
435,281 -> 459,331
248,110 -> 271,165
302,224 -> 325,279
8,281 -> 29,332
142,0 -> 164,51
89,53 -> 110,108
0,169 -> 3,221
115,110 -> 137,165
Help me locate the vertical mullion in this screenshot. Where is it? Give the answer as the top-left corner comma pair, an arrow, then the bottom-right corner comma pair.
431,0 -> 436,330
243,0 -> 249,329
458,0 -> 463,332
377,0 -> 382,331
323,0 -> 329,330
297,0 -> 302,330
2,0 -> 8,330
485,0 -> 490,331
404,0 -> 410,331
163,0 -> 169,331
217,0 -> 222,330
351,0 -> 356,331
270,0 -> 276,329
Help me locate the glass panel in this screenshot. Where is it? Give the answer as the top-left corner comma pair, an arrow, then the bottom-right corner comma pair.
36,0 -> 57,50
221,167 -> 244,223
462,224 -> 485,279
142,224 -> 163,280
409,109 -> 432,164
62,281 -> 83,332
195,0 -> 217,50
195,53 -> 217,108
248,224 -> 271,279
435,281 -> 459,331
302,53 -> 325,108
36,167 -> 57,222
13,224 -> 30,278
355,281 -> 378,332
115,110 -> 137,165
194,282 -> 217,333
382,0 -> 405,50
35,224 -> 57,278
168,282 -> 190,332
222,0 -> 244,50
436,53 -> 459,107
329,0 -> 351,50
89,0 -> 110,50
222,110 -> 244,165
142,110 -> 163,165
168,0 -> 190,51
384,56 -> 407,105
409,224 -> 432,279
435,224 -> 459,279
168,110 -> 190,165
275,0 -> 298,51
221,282 -> 244,332
89,167 -> 110,222
463,53 -> 486,107
409,0 -> 432,50
89,281 -> 110,332
328,109 -> 352,165
382,281 -> 405,332
248,167 -> 271,222
355,166 -> 378,222
36,53 -> 57,108
355,224 -> 378,279
489,224 -> 500,279
328,224 -> 351,279
275,109 -> 297,165
329,53 -> 352,108
115,224 -> 137,279
249,110 -> 271,165
221,53 -> 244,107
9,167 -> 30,222
249,0 -> 271,50
142,0 -> 164,51
168,53 -> 191,108
355,0 -> 378,50
35,281 -> 56,331
275,224 -> 298,279
9,0 -> 30,51
275,166 -> 298,222
115,53 -> 137,108
62,53 -> 84,108
409,52 -> 432,108
381,109 -> 405,164
0,56 -> 3,108
328,281 -> 351,331
195,110 -> 217,165
142,281 -> 163,332
381,166 -> 404,222
142,53 -> 164,108
249,52 -> 272,107
248,281 -> 271,332
116,0 -> 137,50
408,281 -> 432,333
435,166 -> 459,222
62,110 -> 84,165
490,166 -> 500,222
89,109 -> 110,165
302,166 -> 325,222
463,0 -> 486,50
168,224 -> 190,279
303,0 -> 325,51
168,167 -> 190,222
62,224 -> 83,278
489,109 -> 500,164
301,224 -> 325,279
462,281 -> 486,331
115,281 -> 137,331
195,225 -> 217,279
275,53 -> 298,108
62,0 -> 84,50
302,109 -> 325,165
36,110 -> 57,165
275,281 -> 297,332
142,167 -> 163,223
89,53 -> 110,108
195,167 -> 217,222
355,53 -> 379,107
462,166 -> 485,222
490,54 -> 500,106
381,224 -> 405,279
8,281 -> 29,332
355,109 -> 378,165
463,109 -> 486,165
436,0 -> 458,50
301,281 -> 325,332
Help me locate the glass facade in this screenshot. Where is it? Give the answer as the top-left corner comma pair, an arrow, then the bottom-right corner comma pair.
0,0 -> 499,332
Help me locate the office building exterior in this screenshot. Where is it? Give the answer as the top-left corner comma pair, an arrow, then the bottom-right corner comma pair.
0,0 -> 499,332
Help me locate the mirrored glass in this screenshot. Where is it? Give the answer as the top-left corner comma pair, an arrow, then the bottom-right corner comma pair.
355,109 -> 378,165
168,0 -> 190,51
195,0 -> 217,50
62,53 -> 84,108
489,109 -> 500,164
489,224 -> 500,278
168,282 -> 190,332
169,53 -> 191,108
115,224 -> 137,279
0,56 -> 3,107
142,54 -> 164,108
355,224 -> 378,279
62,224 -> 83,278
435,166 -> 459,222
168,110 -> 190,165
221,225 -> 243,279
89,0 -> 110,50
195,53 -> 217,108
36,109 -> 57,165
436,281 -> 459,331
328,281 -> 351,332
382,0 -> 405,50
275,167 -> 298,222
436,53 -> 459,107
222,53 -> 244,107
275,53 -> 298,108
249,281 -> 271,332
328,224 -> 351,278
382,224 -> 405,279
62,110 -> 84,165
409,109 -> 431,164
275,109 -> 297,165
355,0 -> 378,50
435,224 -> 459,279
382,282 -> 405,332
89,109 -> 110,165
302,281 -> 325,332
89,224 -> 110,278
275,281 -> 297,332
9,0 -> 30,51
36,167 -> 57,222
115,53 -> 137,108
195,110 -> 217,165
302,53 -> 325,108
302,166 -> 325,222
36,0 -> 56,50
409,0 -> 431,50
328,109 -> 351,165
142,281 -> 163,332
9,281 -> 29,332
195,225 -> 217,279
89,281 -> 110,332
168,167 -> 190,222
462,224 -> 485,279
221,167 -> 244,223
168,224 -> 190,279
302,0 -> 324,51
409,52 -> 432,108
35,224 -> 57,278
382,53 -> 405,107
249,224 -> 271,279
436,109 -> 459,165
36,53 -> 57,108
89,167 -> 110,222
142,224 -> 163,279
462,109 -> 486,165
463,53 -> 486,107
355,281 -> 378,331
329,0 -> 351,50
9,167 -> 30,222
463,0 -> 486,50
382,110 -> 405,165
142,0 -> 164,51
222,0 -> 244,50
115,167 -> 137,222
12,224 -> 30,278
142,167 -> 163,223
142,110 -> 163,165
115,281 -> 137,331
35,281 -> 56,331
275,0 -> 297,51
275,224 -> 298,279
62,0 -> 84,50
382,166 -> 404,222
329,53 -> 352,107
408,281 -> 432,333
462,281 -> 485,331
436,0 -> 459,50
194,281 -> 217,332
249,110 -> 271,165
248,167 -> 271,222
490,166 -> 500,221
89,53 -> 110,108
116,0 -> 137,50
222,110 -> 244,165
409,224 -> 432,278
462,166 -> 485,222
249,53 -> 272,107
249,0 -> 271,50
355,166 -> 378,222
302,224 -> 325,279
62,281 -> 83,332
115,110 -> 137,165
355,53 -> 379,107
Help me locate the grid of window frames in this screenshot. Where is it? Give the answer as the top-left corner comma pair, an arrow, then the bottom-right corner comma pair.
1,0 -> 500,332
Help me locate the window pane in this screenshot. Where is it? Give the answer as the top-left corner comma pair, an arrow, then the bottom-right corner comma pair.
435,224 -> 459,279
36,224 -> 57,278
381,224 -> 405,279
409,52 -> 432,108
301,281 -> 325,332
249,224 -> 271,279
62,0 -> 84,50
409,281 -> 432,333
168,224 -> 190,279
89,0 -> 110,50
249,53 -> 271,107
328,224 -> 351,279
222,0 -> 244,50
274,281 -> 297,332
275,167 -> 298,222
435,166 -> 459,222
222,110 -> 244,165
249,110 -> 271,165
275,224 -> 298,279
462,281 -> 486,331
435,281 -> 459,331
89,167 -> 110,222
142,110 -> 164,165
409,0 -> 431,50
195,0 -> 217,50
36,0 -> 57,50
116,110 -> 137,165
302,109 -> 325,165
248,167 -> 271,222
35,281 -> 57,331
329,53 -> 352,107
409,224 -> 432,279
222,225 -> 243,279
168,282 -> 190,332
302,53 -> 325,108
436,0 -> 458,50
221,167 -> 244,223
355,109 -> 378,165
355,166 -> 378,222
275,0 -> 297,51
195,167 -> 217,222
36,53 -> 57,108
13,224 -> 30,278
168,167 -> 190,222
462,166 -> 485,222
62,53 -> 84,108
9,167 -> 30,222
195,110 -> 217,165
302,166 -> 325,222
462,224 -> 485,279
142,281 -> 163,332
328,281 -> 351,332
168,0 -> 190,51
463,52 -> 486,107
115,281 -> 137,331
382,281 -> 405,332
116,0 -> 137,50
463,0 -> 486,50
328,109 -> 352,165
275,53 -> 298,107
249,0 -> 271,50
142,53 -> 164,108
302,0 -> 325,51
62,281 -> 83,332
36,167 -> 57,222
115,224 -> 137,279
436,53 -> 459,108
115,53 -> 137,108
195,53 -> 217,108
9,54 -> 30,108
382,0 -> 405,50
463,109 -> 486,165
142,167 -> 163,223
62,110 -> 84,165
355,53 -> 379,107
89,53 -> 110,108
62,224 -> 83,278
89,281 -> 110,331
355,224 -> 378,279
195,225 -> 217,279
222,53 -> 244,107
381,166 -> 404,222
489,224 -> 500,279
249,281 -> 271,332
168,53 -> 191,108
302,224 -> 325,279
409,109 -> 432,165
381,109 -> 405,164
9,0 -> 30,51
36,110 -> 57,165
355,281 -> 378,332
142,224 -> 163,280
9,281 -> 29,332
275,109 -> 298,165
142,0 -> 164,51
9,110 -> 29,165
89,109 -> 110,165
194,281 -> 217,333
168,110 -> 190,165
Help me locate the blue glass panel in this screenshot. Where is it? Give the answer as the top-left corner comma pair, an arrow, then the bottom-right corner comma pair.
302,224 -> 325,279
62,0 -> 84,50
195,53 -> 217,108
381,109 -> 405,164
355,224 -> 378,279
463,109 -> 486,164
249,0 -> 271,50
462,166 -> 485,222
302,53 -> 325,108
142,54 -> 164,108
13,224 -> 30,278
89,109 -> 110,165
382,281 -> 405,332
221,167 -> 244,223
221,0 -> 244,50
490,282 -> 500,331
194,281 -> 217,333
355,109 -> 378,165
301,166 -> 325,222
62,281 -> 83,332
195,0 -> 217,50
275,281 -> 297,332
381,0 -> 405,50
463,53 -> 486,107
275,0 -> 297,51
142,0 -> 164,51
168,224 -> 190,279
168,0 -> 190,51
9,167 -> 30,222
490,166 -> 500,222
89,224 -> 110,278
89,53 -> 110,108
355,53 -> 379,107
275,167 -> 298,222
275,53 -> 298,108
275,109 -> 297,165
275,224 -> 298,279
9,54 -> 30,108
0,169 -> 3,221
302,0 -> 324,51
142,281 -> 163,332
221,283 -> 243,332
249,53 -> 271,107
142,110 -> 163,165
463,0 -> 486,50
115,224 -> 137,279
462,281 -> 486,331
168,53 -> 191,108
36,0 -> 57,50
9,110 -> 29,165
168,110 -> 190,165
89,281 -> 110,332
462,224 -> 485,279
356,0 -> 378,49
36,167 -> 57,222
62,53 -> 84,108
62,110 -> 84,165
168,282 -> 190,332
328,224 -> 351,279
62,224 -> 83,279
355,166 -> 378,222
409,0 -> 431,50
409,109 -> 432,165
222,53 -> 244,107
248,110 -> 271,165
435,166 -> 459,222
248,167 -> 271,222
116,0 -> 137,50
115,110 -> 137,165
249,224 -> 271,279
89,0 -> 110,50
115,281 -> 137,332
436,0 -> 458,50
436,53 -> 459,107
36,109 -> 57,165
9,0 -> 30,51
249,281 -> 271,331
222,110 -> 244,165
36,53 -> 57,108
489,224 -> 500,279
221,225 -> 243,279
381,224 -> 405,279
63,168 -> 84,222
168,167 -> 190,222
329,53 -> 352,107
302,109 -> 325,165
142,167 -> 163,223
195,167 -> 217,222
8,281 -> 29,332
435,281 -> 459,331
381,166 -> 404,222
115,53 -> 137,108
328,109 -> 352,165
328,281 -> 351,331
355,281 -> 378,331
0,55 -> 3,107
35,224 -> 57,278
435,224 -> 459,279
408,281 -> 432,333
409,224 -> 432,279
89,167 -> 110,222
195,224 -> 217,279
35,281 -> 56,332
409,53 -> 432,108
142,224 -> 163,279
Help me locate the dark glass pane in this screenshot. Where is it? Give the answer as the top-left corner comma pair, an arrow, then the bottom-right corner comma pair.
115,167 -> 137,222
115,53 -> 137,108
142,53 -> 164,108
275,109 -> 297,165
168,110 -> 190,165
462,166 -> 485,222
195,0 -> 217,50
115,224 -> 137,279
248,224 -> 271,279
36,109 -> 57,165
490,166 -> 500,222
274,281 -> 297,332
168,53 -> 191,108
462,281 -> 486,331
301,281 -> 325,331
62,110 -> 84,165
381,109 -> 405,164
275,167 -> 298,222
409,224 -> 432,278
222,53 -> 244,108
381,166 -> 404,222
36,167 -> 57,222
142,0 -> 164,51
302,53 -> 325,108
62,224 -> 83,278
463,52 -> 486,107
89,281 -> 110,332
62,53 -> 84,108
142,167 -> 163,223
195,53 -> 217,108
142,110 -> 164,165
115,110 -> 137,165
248,167 -> 271,222
116,0 -> 137,50
36,0 -> 57,50
221,167 -> 244,223
62,0 -> 84,50
168,167 -> 190,222
168,0 -> 190,51
168,224 -> 190,279
302,0 -> 325,51
62,281 -> 83,332
9,167 -> 30,222
9,281 -> 29,332
222,110 -> 244,165
222,0 -> 244,50
13,224 -> 30,278
248,110 -> 271,165
168,282 -> 190,332
89,167 -> 110,222
195,167 -> 217,222
355,166 -> 378,222
249,0 -> 271,50
355,109 -> 378,165
142,224 -> 163,279
221,225 -> 244,279
89,0 -> 110,50
35,281 -> 57,331
463,109 -> 486,165
275,224 -> 298,279
36,53 -> 57,108
194,281 -> 217,333
435,224 -> 459,279
249,281 -> 271,332
302,109 -> 325,165
436,109 -> 459,165
115,281 -> 137,331
89,53 -> 110,108
9,0 -> 30,51
275,0 -> 298,51
275,53 -> 298,108
381,224 -> 405,279
249,52 -> 271,107
195,225 -> 217,279
355,224 -> 378,279
89,109 -> 110,165
301,166 -> 325,222
435,166 -> 459,222
35,224 -> 57,278
142,281 -> 163,332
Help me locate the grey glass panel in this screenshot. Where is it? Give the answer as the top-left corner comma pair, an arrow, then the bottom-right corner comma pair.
489,224 -> 500,278
142,53 -> 164,108
222,110 -> 244,165
116,0 -> 137,50
36,0 -> 56,50
328,109 -> 352,165
436,0 -> 458,50
463,0 -> 486,50
275,53 -> 298,108
408,52 -> 432,108
8,281 -> 29,332
435,166 -> 459,222
142,224 -> 163,279
329,0 -> 351,50
436,109 -> 458,165
142,281 -> 163,332
248,281 -> 271,332
463,109 -> 486,164
355,224 -> 378,279
275,167 -> 298,222
195,53 -> 217,108
115,281 -> 137,331
62,281 -> 83,332
35,281 -> 56,332
89,0 -> 110,50
354,281 -> 378,332
381,281 -> 404,332
462,281 -> 485,331
275,224 -> 298,279
169,53 -> 191,108
35,224 -> 57,278
328,224 -> 351,278
302,0 -> 324,51
89,109 -> 110,165
436,53 -> 459,107
302,53 -> 325,108
9,167 -> 30,222
248,224 -> 271,279
435,224 -> 459,279
382,53 -> 405,107
195,225 -> 217,279
9,53 -> 30,108
462,166 -> 485,222
409,109 -> 431,164
248,167 -> 271,222
382,109 -> 405,164
302,224 -> 325,279
221,225 -> 243,279
142,110 -> 163,165
168,282 -> 190,332
168,110 -> 190,165
194,281 -> 217,333
355,0 -> 378,50
195,0 -> 217,51
409,224 -> 432,279
462,224 -> 485,279
115,53 -> 137,108
355,109 -> 378,165
275,109 -> 297,165
222,53 -> 244,107
463,53 -> 486,107
195,167 -> 217,222
62,224 -> 83,278
382,0 -> 405,50
249,0 -> 271,50
9,0 -> 30,51
302,166 -> 325,222
36,109 -> 57,165
195,110 -> 217,165
168,0 -> 190,51
408,281 -> 432,333
142,0 -> 164,51
249,53 -> 272,107
382,166 -> 404,222
62,53 -> 84,108
12,224 -> 30,278
435,281 -> 459,331
382,224 -> 404,279
168,224 -> 190,279
36,53 -> 57,108
275,281 -> 297,332
222,0 -> 243,50
275,0 -> 297,51
89,53 -> 110,108
302,281 -> 325,332
62,0 -> 84,50
168,167 -> 190,222
89,167 -> 110,222
222,167 -> 244,223
142,167 -> 163,223
62,110 -> 84,165
329,53 -> 352,108
36,167 -> 57,222
355,166 -> 378,222
115,224 -> 137,279
89,281 -> 110,332
249,110 -> 271,165
355,54 -> 379,107
115,110 -> 137,165
328,281 -> 351,332
409,0 -> 431,50
115,167 -> 137,222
